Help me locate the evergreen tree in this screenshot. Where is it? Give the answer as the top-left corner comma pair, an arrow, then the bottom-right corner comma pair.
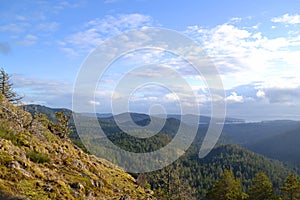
0,68 -> 22,103
48,111 -> 71,138
168,163 -> 196,200
248,172 -> 274,200
280,174 -> 300,200
207,169 -> 248,200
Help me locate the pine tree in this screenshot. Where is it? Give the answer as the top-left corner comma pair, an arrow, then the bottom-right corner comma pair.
248,172 -> 274,200
0,68 -> 22,103
207,169 -> 248,200
280,174 -> 300,200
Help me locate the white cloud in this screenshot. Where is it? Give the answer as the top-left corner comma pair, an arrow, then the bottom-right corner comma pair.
271,14 -> 300,25
12,74 -> 72,108
186,24 -> 255,73
164,93 -> 179,102
61,14 -> 154,55
104,0 -> 120,3
15,15 -> 27,21
226,92 -> 244,103
17,34 -> 38,46
39,13 -> 300,117
256,90 -> 265,98
0,23 -> 25,33
130,96 -> 159,102
229,17 -> 242,23
52,1 -> 81,10
60,47 -> 79,57
261,86 -> 300,105
37,22 -> 59,32
252,24 -> 260,29
88,100 -> 100,106
13,74 -> 71,94
185,21 -> 300,90
64,28 -> 103,53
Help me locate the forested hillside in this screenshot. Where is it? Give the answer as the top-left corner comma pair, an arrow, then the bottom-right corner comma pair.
140,144 -> 294,199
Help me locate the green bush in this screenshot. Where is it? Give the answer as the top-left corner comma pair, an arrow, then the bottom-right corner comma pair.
26,151 -> 50,164
0,127 -> 30,147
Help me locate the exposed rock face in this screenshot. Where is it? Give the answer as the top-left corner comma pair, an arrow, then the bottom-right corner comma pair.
0,94 -> 155,200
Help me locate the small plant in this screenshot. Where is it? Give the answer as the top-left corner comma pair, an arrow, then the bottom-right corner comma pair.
26,150 -> 50,164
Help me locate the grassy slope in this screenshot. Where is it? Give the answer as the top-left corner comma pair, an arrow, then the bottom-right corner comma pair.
0,95 -> 154,200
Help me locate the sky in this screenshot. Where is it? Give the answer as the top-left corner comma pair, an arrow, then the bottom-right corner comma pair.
1,0 -> 300,121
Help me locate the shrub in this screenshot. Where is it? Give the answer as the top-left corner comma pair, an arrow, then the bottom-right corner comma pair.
26,151 -> 50,164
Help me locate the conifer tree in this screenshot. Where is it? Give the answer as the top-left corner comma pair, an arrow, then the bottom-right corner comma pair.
207,169 -> 248,200
248,172 -> 274,200
280,174 -> 300,200
0,68 -> 22,103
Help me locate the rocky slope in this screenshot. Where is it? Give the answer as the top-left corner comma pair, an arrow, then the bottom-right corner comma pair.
0,94 -> 154,200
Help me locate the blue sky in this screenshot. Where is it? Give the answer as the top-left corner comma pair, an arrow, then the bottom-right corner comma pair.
1,0 -> 300,121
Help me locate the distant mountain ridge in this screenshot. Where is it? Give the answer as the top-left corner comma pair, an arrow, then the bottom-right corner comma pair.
80,112 -> 246,125
247,126 -> 300,166
156,114 -> 245,125
21,104 -> 72,122
222,120 -> 300,145
23,105 -> 300,167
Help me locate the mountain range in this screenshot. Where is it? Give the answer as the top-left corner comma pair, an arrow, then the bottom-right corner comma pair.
22,104 -> 300,167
